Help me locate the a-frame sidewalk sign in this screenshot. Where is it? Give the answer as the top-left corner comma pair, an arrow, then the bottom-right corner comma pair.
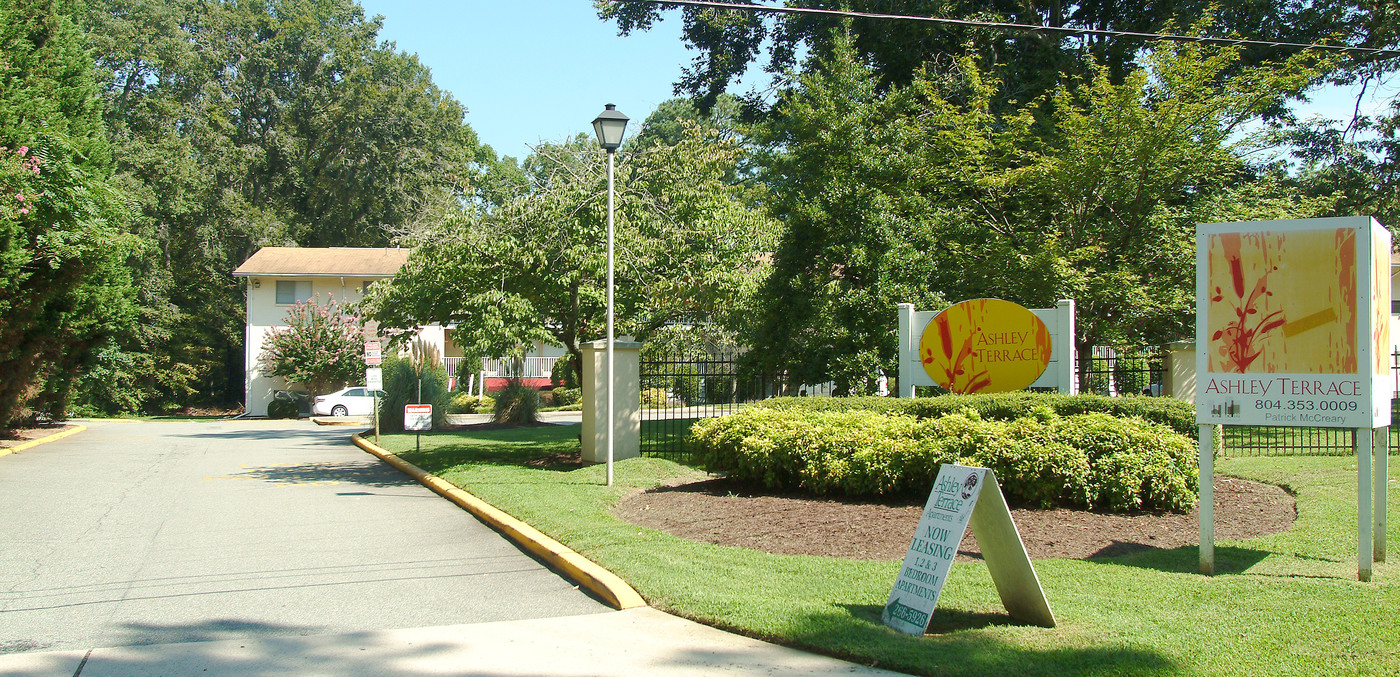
883,464 -> 1056,634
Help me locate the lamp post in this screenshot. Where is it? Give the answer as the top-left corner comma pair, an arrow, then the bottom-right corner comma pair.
592,103 -> 628,487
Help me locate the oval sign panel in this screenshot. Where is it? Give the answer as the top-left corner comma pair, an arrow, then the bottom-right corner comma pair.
919,299 -> 1053,394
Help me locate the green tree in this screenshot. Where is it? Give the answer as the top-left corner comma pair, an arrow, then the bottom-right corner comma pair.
599,0 -> 1361,114
258,295 -> 366,397
998,45 -> 1325,381
367,122 -> 779,386
749,35 -> 1326,393
746,37 -> 954,394
1285,101 -> 1400,228
80,0 -> 480,413
0,0 -> 137,425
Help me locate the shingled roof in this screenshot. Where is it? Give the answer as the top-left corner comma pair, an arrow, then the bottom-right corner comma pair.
232,247 -> 411,277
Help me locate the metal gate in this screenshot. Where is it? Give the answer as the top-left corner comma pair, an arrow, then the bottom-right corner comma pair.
639,350 -> 748,459
637,350 -> 834,459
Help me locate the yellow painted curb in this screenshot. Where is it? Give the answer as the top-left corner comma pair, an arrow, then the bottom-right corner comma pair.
0,425 -> 87,458
352,432 -> 647,611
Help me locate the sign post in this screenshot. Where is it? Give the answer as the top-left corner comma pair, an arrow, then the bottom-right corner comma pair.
366,340 -> 382,443
882,464 -> 1055,634
1195,216 -> 1390,580
405,403 -> 431,454
366,367 -> 382,443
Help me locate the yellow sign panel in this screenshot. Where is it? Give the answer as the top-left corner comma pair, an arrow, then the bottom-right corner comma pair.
1205,228 -> 1358,374
919,299 -> 1052,394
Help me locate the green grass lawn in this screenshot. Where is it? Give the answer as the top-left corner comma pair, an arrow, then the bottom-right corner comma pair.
377,425 -> 1400,677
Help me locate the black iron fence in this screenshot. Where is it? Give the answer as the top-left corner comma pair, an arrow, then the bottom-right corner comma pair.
1080,349 -> 1165,397
638,345 -> 1400,459
638,350 -> 834,459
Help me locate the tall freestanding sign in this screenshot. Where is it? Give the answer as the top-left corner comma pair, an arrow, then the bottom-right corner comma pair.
1196,216 -> 1390,580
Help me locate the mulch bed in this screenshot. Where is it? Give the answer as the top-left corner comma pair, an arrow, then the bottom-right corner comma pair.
0,424 -> 79,448
615,476 -> 1296,561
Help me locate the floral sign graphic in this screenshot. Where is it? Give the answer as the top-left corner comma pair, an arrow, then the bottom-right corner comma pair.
1206,228 -> 1356,374
919,299 -> 1052,394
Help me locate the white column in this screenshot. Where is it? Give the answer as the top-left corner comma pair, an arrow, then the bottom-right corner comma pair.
1166,341 -> 1198,403
582,340 -> 641,465
1057,299 -> 1076,394
898,303 -> 916,398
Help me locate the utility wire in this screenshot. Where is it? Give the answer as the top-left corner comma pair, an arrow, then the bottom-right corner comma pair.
617,0 -> 1400,59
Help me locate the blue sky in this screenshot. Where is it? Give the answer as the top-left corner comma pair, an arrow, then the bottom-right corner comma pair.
357,1 -> 1393,159
356,1 -> 709,159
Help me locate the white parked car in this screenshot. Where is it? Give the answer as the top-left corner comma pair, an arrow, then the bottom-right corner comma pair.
312,387 -> 385,417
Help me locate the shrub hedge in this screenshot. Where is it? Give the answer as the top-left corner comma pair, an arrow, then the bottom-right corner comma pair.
376,355 -> 450,432
447,393 -> 494,414
754,391 -> 1198,437
641,387 -> 668,409
267,397 -> 300,419
688,406 -> 1198,512
551,387 -> 581,407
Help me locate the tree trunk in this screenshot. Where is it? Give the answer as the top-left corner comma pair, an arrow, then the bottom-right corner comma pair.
1076,340 -> 1095,394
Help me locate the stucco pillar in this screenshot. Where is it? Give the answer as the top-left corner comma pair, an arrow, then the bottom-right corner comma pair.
581,340 -> 641,464
1165,341 -> 1197,403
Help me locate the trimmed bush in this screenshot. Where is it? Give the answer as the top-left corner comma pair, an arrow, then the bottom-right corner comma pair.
267,397 -> 300,419
452,357 -> 481,392
447,393 -> 494,414
552,387 -> 581,407
1113,354 -> 1155,396
703,376 -> 736,404
755,391 -> 1197,437
672,364 -> 702,406
689,406 -> 1198,512
641,387 -> 668,408
550,353 -> 579,389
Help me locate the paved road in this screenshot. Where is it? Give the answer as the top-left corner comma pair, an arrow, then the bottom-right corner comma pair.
0,419 -> 608,656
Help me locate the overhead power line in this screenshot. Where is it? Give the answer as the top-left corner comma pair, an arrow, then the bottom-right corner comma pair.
617,0 -> 1400,59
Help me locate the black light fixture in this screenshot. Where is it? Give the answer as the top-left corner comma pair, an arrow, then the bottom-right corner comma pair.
592,104 -> 629,151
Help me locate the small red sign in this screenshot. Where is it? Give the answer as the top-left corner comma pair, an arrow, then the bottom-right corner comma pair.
404,404 -> 432,431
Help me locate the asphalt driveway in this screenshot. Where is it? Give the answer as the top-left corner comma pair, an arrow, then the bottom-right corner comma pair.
0,419 -> 608,656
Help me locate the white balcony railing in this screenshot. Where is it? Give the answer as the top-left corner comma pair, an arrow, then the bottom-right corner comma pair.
444,356 -> 559,380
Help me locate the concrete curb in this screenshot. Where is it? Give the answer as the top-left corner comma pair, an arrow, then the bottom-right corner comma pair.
351,432 -> 647,611
0,424 -> 87,459
312,416 -> 371,426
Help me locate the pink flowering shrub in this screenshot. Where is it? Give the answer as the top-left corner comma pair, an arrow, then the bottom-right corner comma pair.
0,145 -> 44,218
260,295 -> 367,395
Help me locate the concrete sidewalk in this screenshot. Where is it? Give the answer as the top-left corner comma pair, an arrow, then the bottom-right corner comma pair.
1,607 -> 905,676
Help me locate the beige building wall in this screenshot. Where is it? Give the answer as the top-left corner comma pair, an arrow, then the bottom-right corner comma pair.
243,275 -> 388,416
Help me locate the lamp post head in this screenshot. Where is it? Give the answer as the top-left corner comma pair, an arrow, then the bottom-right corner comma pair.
592,104 -> 629,151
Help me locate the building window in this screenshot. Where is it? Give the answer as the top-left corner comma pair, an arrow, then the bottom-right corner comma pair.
362,280 -> 374,294
275,281 -> 312,305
